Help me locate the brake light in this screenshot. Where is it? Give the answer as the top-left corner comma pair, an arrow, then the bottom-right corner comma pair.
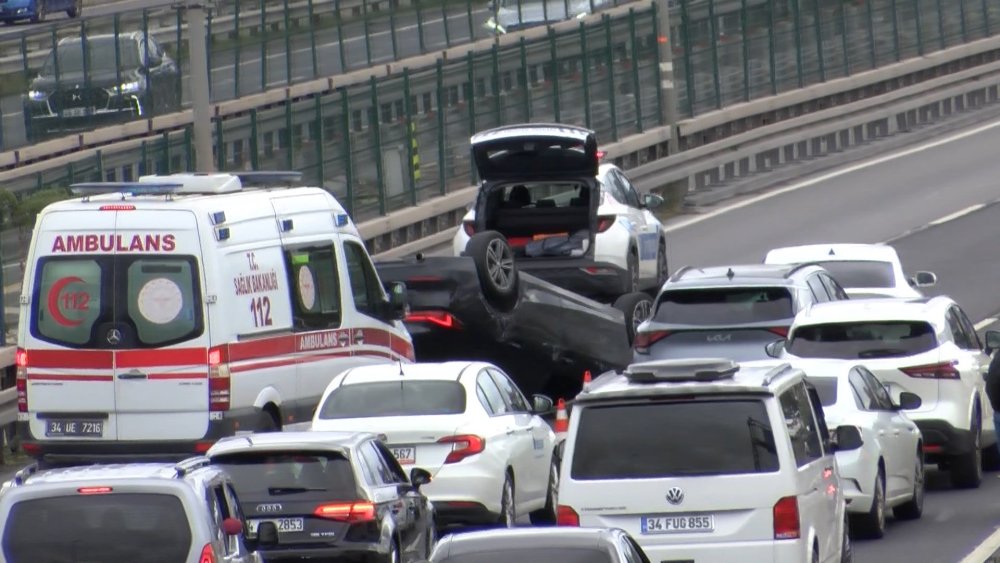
199,543 -> 216,563
314,501 -> 377,522
463,220 -> 476,237
767,326 -> 789,337
900,361 -> 960,379
77,486 -> 113,495
99,204 -> 136,211
633,330 -> 670,354
596,150 -> 606,160
556,505 -> 580,526
15,348 -> 27,413
208,346 -> 231,411
773,496 -> 800,539
438,434 -> 485,464
405,310 -> 461,329
596,215 -> 616,233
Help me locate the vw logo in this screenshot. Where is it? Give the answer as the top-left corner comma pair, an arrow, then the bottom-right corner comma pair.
665,487 -> 684,505
256,503 -> 282,513
71,93 -> 81,101
106,329 -> 122,346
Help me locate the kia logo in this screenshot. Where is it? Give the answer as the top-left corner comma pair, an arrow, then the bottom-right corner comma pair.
706,333 -> 731,342
665,487 -> 684,505
256,503 -> 282,513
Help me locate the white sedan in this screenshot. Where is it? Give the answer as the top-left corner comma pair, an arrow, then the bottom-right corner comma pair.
789,358 -> 924,539
763,243 -> 937,299
309,361 -> 558,529
453,162 -> 668,297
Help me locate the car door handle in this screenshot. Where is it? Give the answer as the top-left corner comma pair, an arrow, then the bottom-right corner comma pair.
117,371 -> 147,380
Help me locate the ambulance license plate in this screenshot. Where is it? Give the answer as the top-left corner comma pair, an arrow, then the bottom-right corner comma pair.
45,419 -> 103,437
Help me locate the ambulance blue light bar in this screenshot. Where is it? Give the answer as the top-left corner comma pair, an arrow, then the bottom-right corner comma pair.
70,182 -> 186,196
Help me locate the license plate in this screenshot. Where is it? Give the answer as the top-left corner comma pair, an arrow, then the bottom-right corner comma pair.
62,107 -> 92,117
45,419 -> 103,438
248,518 -> 304,535
640,514 -> 715,534
391,446 -> 415,465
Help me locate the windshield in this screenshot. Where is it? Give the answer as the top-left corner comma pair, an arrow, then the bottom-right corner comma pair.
571,399 -> 780,479
654,287 -> 793,325
438,548 -> 612,563
213,451 -> 359,500
787,321 -> 938,359
318,380 -> 466,419
42,38 -> 142,75
809,261 -> 895,289
2,493 -> 191,563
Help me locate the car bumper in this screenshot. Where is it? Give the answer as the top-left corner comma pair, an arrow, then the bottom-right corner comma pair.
25,108 -> 144,135
260,543 -> 384,562
517,258 -> 628,298
637,538 -> 810,563
914,419 -> 976,458
419,467 -> 504,524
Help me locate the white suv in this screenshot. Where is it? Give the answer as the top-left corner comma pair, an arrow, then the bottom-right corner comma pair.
556,358 -> 860,563
778,297 -> 996,489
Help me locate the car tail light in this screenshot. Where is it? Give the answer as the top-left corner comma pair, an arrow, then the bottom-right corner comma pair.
596,215 -> 616,233
633,330 -> 670,354
77,486 -> 113,495
199,543 -> 217,563
208,346 -> 231,411
900,361 -> 960,380
438,434 -> 485,464
314,501 -> 377,523
773,496 -> 800,539
596,150 -> 606,160
15,348 -> 27,413
556,505 -> 580,526
767,326 -> 789,337
99,204 -> 136,211
405,310 -> 461,329
463,220 -> 476,237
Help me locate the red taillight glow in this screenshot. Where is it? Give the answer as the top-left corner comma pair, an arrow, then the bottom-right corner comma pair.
314,501 -> 376,522
194,441 -> 213,454
923,444 -> 943,453
773,496 -> 800,540
99,204 -> 137,211
208,346 -> 230,412
767,326 -> 789,337
633,330 -> 670,354
596,216 -> 616,233
596,150 -> 606,160
556,505 -> 580,526
15,348 -> 26,368
77,486 -> 113,495
463,220 -> 476,237
438,434 -> 485,464
900,361 -> 960,380
405,310 -> 461,329
199,543 -> 216,563
15,348 -> 27,413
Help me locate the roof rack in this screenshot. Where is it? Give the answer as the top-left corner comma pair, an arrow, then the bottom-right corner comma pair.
624,358 -> 739,384
668,264 -> 693,282
11,463 -> 39,486
174,456 -> 212,477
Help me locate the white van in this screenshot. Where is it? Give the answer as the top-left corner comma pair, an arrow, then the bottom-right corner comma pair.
15,172 -> 414,465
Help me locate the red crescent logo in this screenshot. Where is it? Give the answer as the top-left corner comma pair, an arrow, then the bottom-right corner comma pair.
47,276 -> 85,327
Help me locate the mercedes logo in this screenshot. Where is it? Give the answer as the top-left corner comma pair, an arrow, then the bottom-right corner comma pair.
256,503 -> 282,513
106,329 -> 122,346
665,487 -> 684,505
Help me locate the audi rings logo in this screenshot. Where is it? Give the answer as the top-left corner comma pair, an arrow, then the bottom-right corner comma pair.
665,487 -> 684,505
256,503 -> 282,513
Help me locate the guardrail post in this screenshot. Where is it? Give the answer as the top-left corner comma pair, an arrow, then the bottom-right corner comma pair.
19,33 -> 28,79
308,0 -> 318,78
140,140 -> 148,176
548,28 -> 561,122
416,0 -> 426,53
363,0 -> 373,67
657,0 -> 678,151
580,23 -> 592,129
216,120 -> 225,171
369,76 -> 386,216
913,0 -> 923,56
335,0 -> 347,71
466,0 -> 474,44
441,0 -> 451,46
466,52 -> 476,186
284,0 -> 293,85
435,59 -> 446,195
405,70 -> 419,206
96,150 -> 105,181
160,131 -> 171,173
250,109 -> 260,170
519,37 -> 531,121
313,97 -> 324,188
491,43 -> 501,124
629,8 -> 642,132
340,89 -> 354,212
260,1 -> 268,91
679,0 -> 696,116
604,15 -> 618,141
284,97 -> 293,170
390,5 -> 399,61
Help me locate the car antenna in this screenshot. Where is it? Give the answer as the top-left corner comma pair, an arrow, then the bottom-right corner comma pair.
398,360 -> 405,377
828,248 -> 836,256
726,267 -> 735,280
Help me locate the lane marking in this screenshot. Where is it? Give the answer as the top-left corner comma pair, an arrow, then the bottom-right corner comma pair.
663,117 -> 1000,234
975,318 -> 997,331
959,525 -> 1000,563
928,203 -> 986,226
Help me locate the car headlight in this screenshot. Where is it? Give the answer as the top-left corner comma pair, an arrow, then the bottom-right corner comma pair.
576,11 -> 588,19
117,80 -> 142,94
27,90 -> 47,101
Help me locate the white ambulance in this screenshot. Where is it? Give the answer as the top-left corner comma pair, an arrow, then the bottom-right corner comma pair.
15,172 -> 414,465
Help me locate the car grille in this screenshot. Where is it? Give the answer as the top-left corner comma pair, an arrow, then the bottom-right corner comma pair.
50,88 -> 110,113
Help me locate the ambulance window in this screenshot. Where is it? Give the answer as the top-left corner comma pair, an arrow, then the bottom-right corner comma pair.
126,259 -> 200,346
34,258 -> 103,346
344,241 -> 383,319
286,246 -> 342,330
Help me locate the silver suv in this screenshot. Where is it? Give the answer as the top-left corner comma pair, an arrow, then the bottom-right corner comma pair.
634,263 -> 849,362
0,458 -> 261,563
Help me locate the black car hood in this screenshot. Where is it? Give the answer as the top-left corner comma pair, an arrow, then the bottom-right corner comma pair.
31,69 -> 139,91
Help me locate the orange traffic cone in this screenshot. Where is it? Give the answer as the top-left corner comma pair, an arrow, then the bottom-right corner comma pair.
582,370 -> 592,391
553,399 -> 569,436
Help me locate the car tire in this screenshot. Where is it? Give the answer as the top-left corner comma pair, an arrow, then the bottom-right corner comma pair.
893,449 -> 925,520
498,473 -> 516,528
613,291 -> 654,346
841,517 -> 853,563
625,250 -> 639,294
851,467 -> 886,539
257,408 -> 280,433
466,231 -> 519,312
982,439 -> 1000,470
951,413 -> 983,489
529,457 -> 559,525
655,240 -> 668,288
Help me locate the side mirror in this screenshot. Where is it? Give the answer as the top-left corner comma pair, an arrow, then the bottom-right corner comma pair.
986,330 -> 1000,354
531,394 -> 554,414
642,193 -> 664,209
384,281 -> 409,321
832,425 -> 863,451
221,517 -> 244,536
893,391 -> 922,411
910,271 -> 937,288
765,339 -> 786,358
256,521 -> 279,547
410,467 -> 432,489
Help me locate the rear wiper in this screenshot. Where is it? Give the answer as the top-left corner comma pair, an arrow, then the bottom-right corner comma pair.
268,486 -> 327,495
857,348 -> 909,359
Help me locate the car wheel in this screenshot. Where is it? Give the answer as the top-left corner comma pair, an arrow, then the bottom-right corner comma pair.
625,250 -> 639,294
467,231 -> 519,312
951,412 -> 983,488
893,449 -> 924,520
30,4 -> 44,23
530,457 -> 559,525
851,467 -> 885,539
655,240 -> 668,288
498,474 -> 516,528
385,538 -> 400,563
841,517 -> 853,563
613,291 -> 654,346
257,409 -> 280,432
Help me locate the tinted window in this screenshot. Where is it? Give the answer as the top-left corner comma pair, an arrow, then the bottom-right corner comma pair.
32,255 -> 203,349
654,287 -> 794,325
286,246 -> 342,330
317,381 -> 466,419
212,452 -> 358,500
849,371 -> 876,411
477,372 -> 510,415
820,274 -> 849,301
810,261 -> 895,288
42,38 -> 142,76
808,377 -> 839,407
806,277 -> 829,303
860,369 -> 893,410
571,400 -> 780,479
437,547 -> 612,563
488,368 -> 530,412
344,241 -> 384,318
779,383 -> 824,466
787,321 -> 937,359
495,182 -> 592,210
3,493 -> 191,563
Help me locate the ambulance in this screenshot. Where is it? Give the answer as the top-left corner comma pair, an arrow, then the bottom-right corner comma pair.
15,172 -> 414,465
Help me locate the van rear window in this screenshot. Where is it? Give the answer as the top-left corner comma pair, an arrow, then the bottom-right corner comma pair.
654,287 -> 794,325
31,256 -> 203,349
212,451 -> 359,501
2,493 -> 191,563
571,399 -> 780,479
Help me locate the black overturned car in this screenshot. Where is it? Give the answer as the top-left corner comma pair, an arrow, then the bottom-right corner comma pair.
24,31 -> 181,142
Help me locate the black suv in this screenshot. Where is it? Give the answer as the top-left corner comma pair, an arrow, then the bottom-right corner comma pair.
24,31 -> 181,142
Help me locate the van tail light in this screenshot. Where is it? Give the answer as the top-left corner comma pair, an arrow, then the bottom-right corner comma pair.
438,434 -> 485,464
773,496 -> 800,539
462,220 -> 476,237
596,215 -> 616,233
900,361 -> 960,380
199,543 -> 217,563
314,501 -> 377,523
556,505 -> 580,526
633,331 -> 670,354
767,326 -> 789,337
15,348 -> 27,413
208,346 -> 231,412
405,310 -> 461,329
77,486 -> 113,495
